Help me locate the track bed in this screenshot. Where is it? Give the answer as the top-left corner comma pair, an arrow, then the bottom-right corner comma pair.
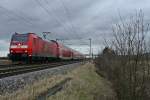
0,60 -> 82,78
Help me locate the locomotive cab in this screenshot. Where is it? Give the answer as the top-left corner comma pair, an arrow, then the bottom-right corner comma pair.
9,33 -> 30,61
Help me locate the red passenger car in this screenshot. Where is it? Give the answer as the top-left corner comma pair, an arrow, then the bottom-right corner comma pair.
9,33 -> 84,62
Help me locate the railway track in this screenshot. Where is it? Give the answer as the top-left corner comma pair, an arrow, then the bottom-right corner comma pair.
0,61 -> 81,78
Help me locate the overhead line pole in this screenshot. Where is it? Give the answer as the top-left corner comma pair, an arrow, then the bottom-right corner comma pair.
89,38 -> 92,59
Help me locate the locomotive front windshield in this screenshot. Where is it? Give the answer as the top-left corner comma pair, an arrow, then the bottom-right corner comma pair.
12,34 -> 28,42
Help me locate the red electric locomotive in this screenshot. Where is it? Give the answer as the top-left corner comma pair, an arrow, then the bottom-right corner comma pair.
9,33 -> 84,62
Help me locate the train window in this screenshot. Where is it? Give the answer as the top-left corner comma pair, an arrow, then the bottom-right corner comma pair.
12,34 -> 28,42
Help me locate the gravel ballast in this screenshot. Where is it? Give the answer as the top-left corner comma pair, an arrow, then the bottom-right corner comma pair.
0,63 -> 81,95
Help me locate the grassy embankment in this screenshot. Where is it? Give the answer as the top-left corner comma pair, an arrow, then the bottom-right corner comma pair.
49,63 -> 116,100
0,63 -> 115,100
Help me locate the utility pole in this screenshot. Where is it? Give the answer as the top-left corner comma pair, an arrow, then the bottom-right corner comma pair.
89,38 -> 92,59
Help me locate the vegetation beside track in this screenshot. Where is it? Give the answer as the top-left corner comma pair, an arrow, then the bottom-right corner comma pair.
0,63 -> 115,100
48,63 -> 116,100
0,75 -> 68,100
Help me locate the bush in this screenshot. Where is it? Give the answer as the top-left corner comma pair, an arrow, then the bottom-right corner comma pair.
95,11 -> 150,100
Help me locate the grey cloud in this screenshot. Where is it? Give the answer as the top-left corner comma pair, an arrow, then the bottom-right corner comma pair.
0,0 -> 150,55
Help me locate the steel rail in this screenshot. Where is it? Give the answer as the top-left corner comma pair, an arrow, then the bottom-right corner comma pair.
0,61 -> 81,78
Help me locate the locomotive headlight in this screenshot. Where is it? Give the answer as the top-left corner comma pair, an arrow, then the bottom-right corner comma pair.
10,45 -> 17,48
25,50 -> 28,53
10,50 -> 13,53
21,45 -> 28,48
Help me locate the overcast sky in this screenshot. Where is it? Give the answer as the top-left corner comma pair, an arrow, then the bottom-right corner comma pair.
0,0 -> 150,56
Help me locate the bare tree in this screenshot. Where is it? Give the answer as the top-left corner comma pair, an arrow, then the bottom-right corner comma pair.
95,10 -> 150,100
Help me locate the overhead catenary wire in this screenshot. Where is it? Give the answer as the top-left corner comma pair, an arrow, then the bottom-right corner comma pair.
35,0 -> 72,37
36,0 -> 89,52
56,0 -> 86,43
0,0 -> 89,50
47,0 -> 86,44
42,0 -> 72,41
0,5 -> 34,26
43,0 -> 80,42
56,0 -> 79,38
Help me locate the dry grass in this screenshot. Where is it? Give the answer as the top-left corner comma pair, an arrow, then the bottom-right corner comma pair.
49,63 -> 116,100
0,75 -> 68,100
0,63 -> 116,100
